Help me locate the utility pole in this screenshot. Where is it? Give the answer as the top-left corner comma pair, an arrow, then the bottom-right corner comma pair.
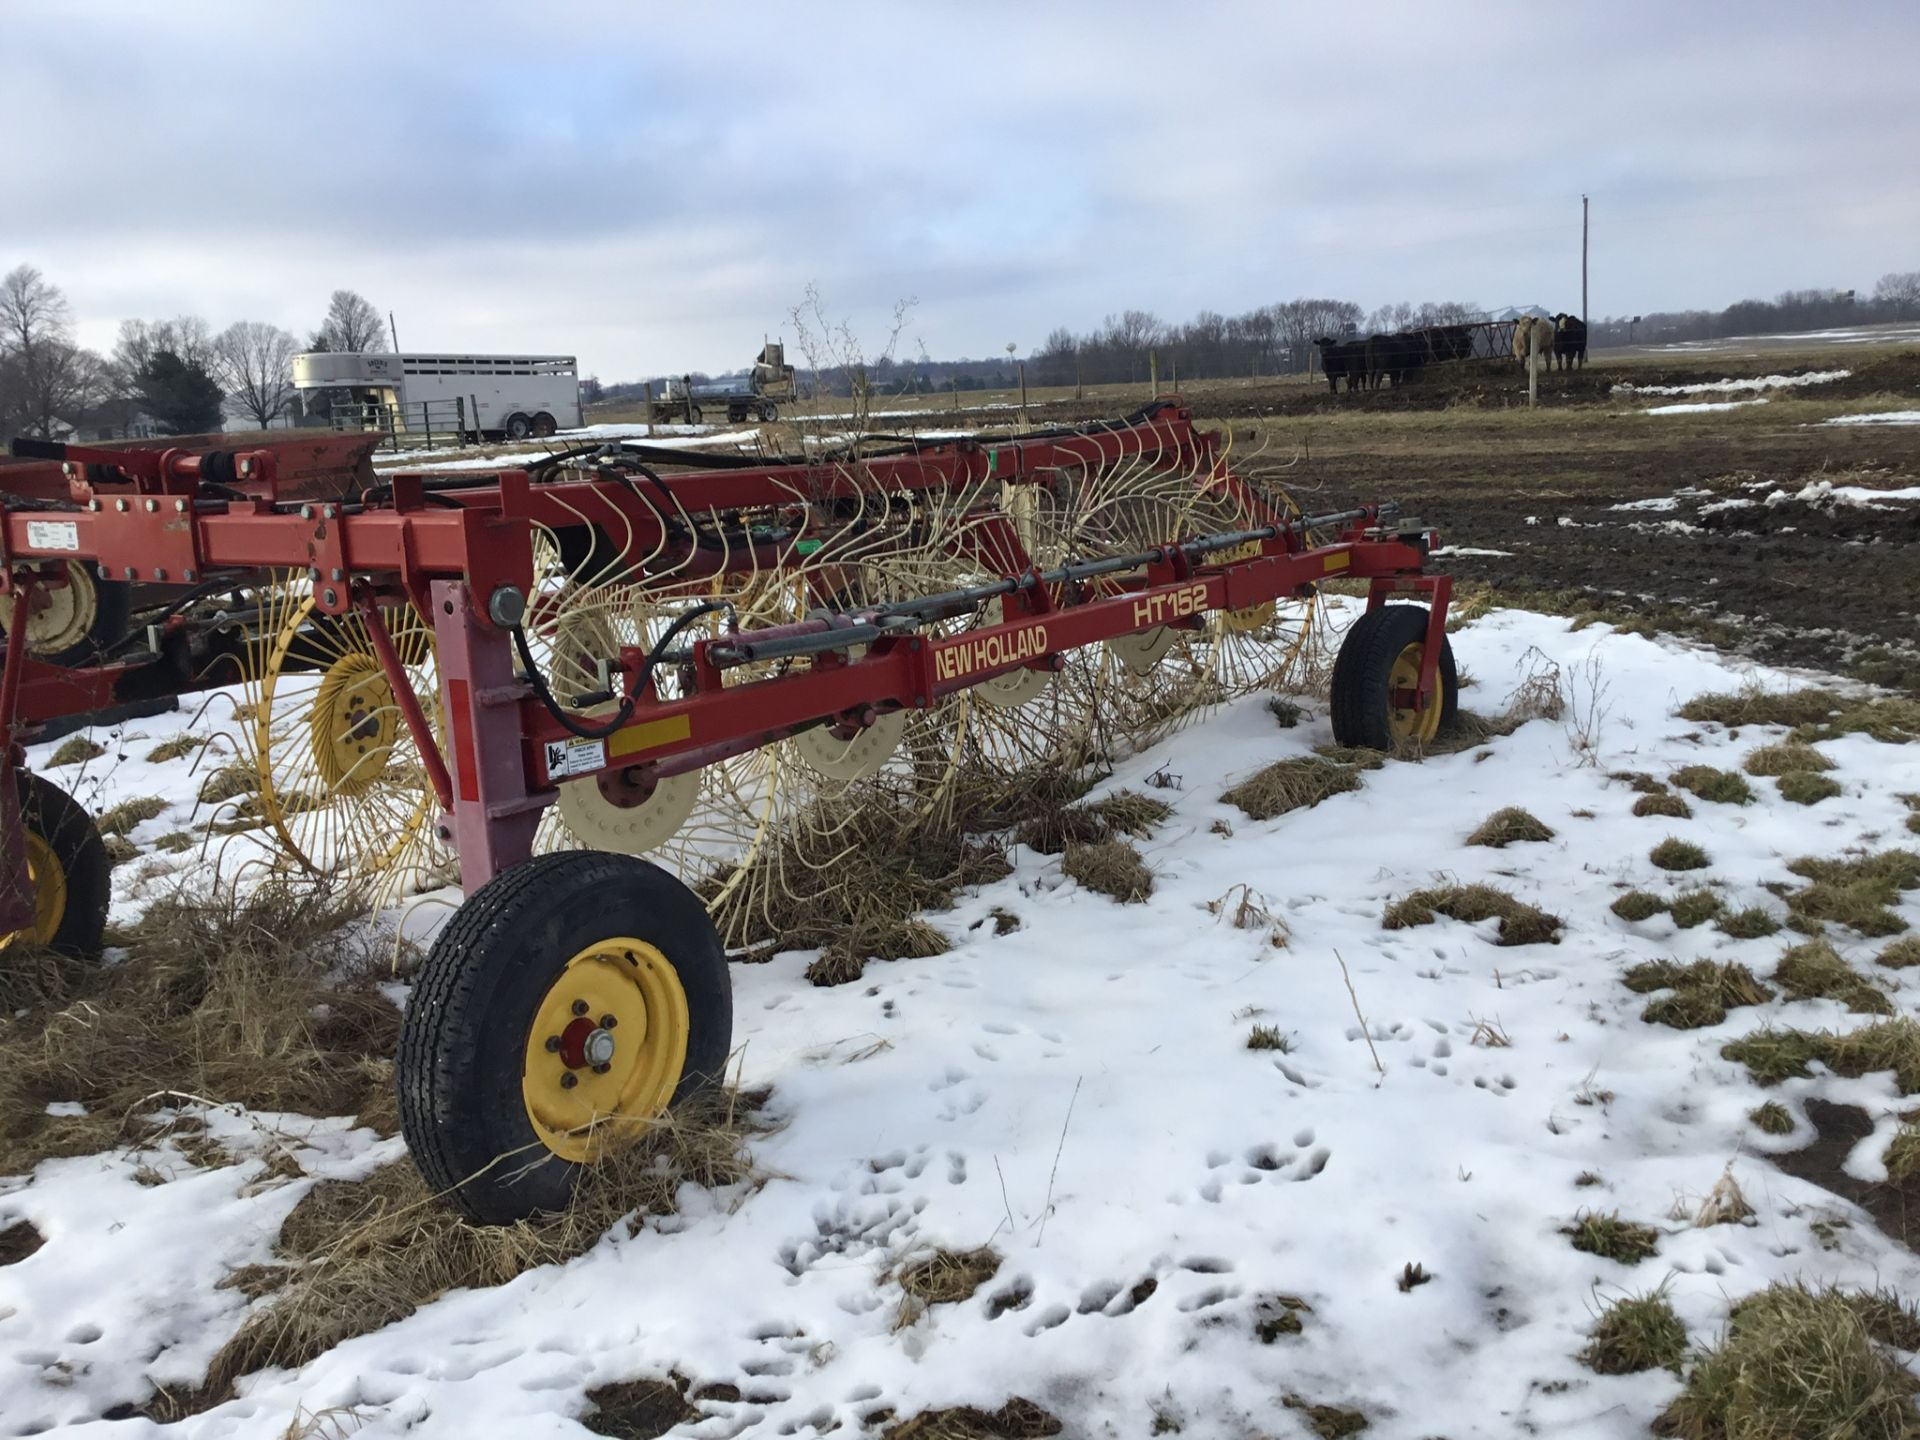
1581,194 -> 1589,329
389,310 -> 401,353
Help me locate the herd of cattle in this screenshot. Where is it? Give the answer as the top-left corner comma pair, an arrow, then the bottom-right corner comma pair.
1312,314 -> 1588,393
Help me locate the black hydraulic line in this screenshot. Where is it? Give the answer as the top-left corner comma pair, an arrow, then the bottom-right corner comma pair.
512,597 -> 736,742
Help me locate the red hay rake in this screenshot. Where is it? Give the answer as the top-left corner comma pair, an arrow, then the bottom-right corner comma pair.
0,403 -> 1455,1221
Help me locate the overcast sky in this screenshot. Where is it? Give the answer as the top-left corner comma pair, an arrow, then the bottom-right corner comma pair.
5,1 -> 1917,378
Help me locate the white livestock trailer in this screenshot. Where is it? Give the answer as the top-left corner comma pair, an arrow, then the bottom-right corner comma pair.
293,352 -> 582,443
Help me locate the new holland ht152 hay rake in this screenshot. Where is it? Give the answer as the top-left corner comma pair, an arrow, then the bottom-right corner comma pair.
0,403 -> 1456,1221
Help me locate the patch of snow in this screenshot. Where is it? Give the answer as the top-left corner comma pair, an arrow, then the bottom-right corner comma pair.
1699,497 -> 1757,516
1766,479 -> 1920,509
1640,399 -> 1769,416
1614,369 -> 1849,397
1823,410 -> 1920,428
1430,545 -> 1514,558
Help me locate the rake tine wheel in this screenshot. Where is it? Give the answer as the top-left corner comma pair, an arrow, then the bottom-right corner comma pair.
244,574 -> 452,907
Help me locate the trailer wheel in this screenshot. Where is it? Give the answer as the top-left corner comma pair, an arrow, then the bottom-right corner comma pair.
758,402 -> 778,422
687,406 -> 704,425
0,770 -> 110,960
531,412 -> 558,438
504,413 -> 533,441
398,850 -> 733,1223
1330,604 -> 1458,750
0,564 -> 132,668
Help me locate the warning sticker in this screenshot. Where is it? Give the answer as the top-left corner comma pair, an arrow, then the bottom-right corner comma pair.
543,737 -> 606,779
25,520 -> 79,551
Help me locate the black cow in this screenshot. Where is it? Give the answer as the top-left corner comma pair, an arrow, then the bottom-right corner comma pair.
1433,323 -> 1477,361
1313,335 -> 1369,393
1550,314 -> 1588,371
1367,332 -> 1425,389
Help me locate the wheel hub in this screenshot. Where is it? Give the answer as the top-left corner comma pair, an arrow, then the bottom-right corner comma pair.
1387,641 -> 1443,743
309,653 -> 400,794
522,939 -> 690,1161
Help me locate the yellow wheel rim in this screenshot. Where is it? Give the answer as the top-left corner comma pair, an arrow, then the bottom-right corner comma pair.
0,832 -> 65,949
521,938 -> 690,1162
308,654 -> 399,795
1388,641 -> 1443,743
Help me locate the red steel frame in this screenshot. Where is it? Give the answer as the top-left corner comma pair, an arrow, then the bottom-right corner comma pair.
0,406 -> 1450,924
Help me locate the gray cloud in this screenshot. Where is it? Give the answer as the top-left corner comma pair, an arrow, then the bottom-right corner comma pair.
5,0 -> 1916,376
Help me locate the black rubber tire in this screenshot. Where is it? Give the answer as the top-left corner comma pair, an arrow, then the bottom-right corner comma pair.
759,402 -> 777,422
397,851 -> 733,1224
687,406 -> 704,425
504,413 -> 533,441
531,412 -> 558,438
6,770 -> 110,960
1330,604 -> 1459,750
1,567 -> 132,669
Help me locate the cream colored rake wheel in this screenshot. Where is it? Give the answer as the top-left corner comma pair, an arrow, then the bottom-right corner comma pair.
246,580 -> 450,900
529,590 -> 784,923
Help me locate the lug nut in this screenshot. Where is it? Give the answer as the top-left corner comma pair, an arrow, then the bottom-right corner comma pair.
592,1063 -> 611,1075
599,1015 -> 617,1029
571,999 -> 589,1016
545,1035 -> 561,1052
560,1072 -> 578,1089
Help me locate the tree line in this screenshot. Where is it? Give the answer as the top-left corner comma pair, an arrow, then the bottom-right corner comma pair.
0,267 -> 387,440
1588,274 -> 1920,347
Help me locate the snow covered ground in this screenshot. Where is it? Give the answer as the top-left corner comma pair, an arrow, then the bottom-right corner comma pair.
4,607 -> 1920,1438
1614,369 -> 1849,398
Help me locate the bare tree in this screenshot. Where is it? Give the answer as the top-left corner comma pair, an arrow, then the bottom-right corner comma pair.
213,320 -> 300,429
1874,271 -> 1920,314
0,265 -> 107,437
111,315 -> 218,398
319,290 -> 387,353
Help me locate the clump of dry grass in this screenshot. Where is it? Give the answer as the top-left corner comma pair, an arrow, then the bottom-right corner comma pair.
1690,1167 -> 1755,1227
98,795 -> 168,838
1624,958 -> 1772,1030
1779,771 -> 1843,805
1716,906 -> 1781,940
1220,757 -> 1362,821
1773,939 -> 1893,1014
1612,770 -> 1669,795
1671,766 -> 1754,806
883,1398 -> 1062,1440
1013,804 -> 1110,855
201,1086 -> 763,1409
1654,1283 -> 1920,1439
1466,807 -> 1554,848
1878,937 -> 1920,970
1312,744 -> 1388,771
896,1246 -> 1002,1324
0,880 -> 403,1177
1612,890 -> 1666,922
708,782 -> 1013,964
1088,790 -> 1172,837
1565,1210 -> 1661,1265
1266,697 -> 1305,728
1670,889 -> 1727,930
1651,837 -> 1710,872
1678,686 -> 1846,729
1724,1017 -> 1920,1092
1582,1287 -> 1687,1374
49,734 -> 105,766
1062,839 -> 1153,903
1749,1101 -> 1795,1136
1743,741 -> 1834,777
145,734 -> 204,764
1633,792 -> 1693,820
1782,850 -> 1920,938
1383,884 -> 1562,946
1247,1024 -> 1290,1051
1280,1395 -> 1369,1439
1884,1124 -> 1920,1185
1791,696 -> 1920,746
197,763 -> 256,806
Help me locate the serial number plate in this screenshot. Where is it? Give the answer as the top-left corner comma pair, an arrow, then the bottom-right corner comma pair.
25,520 -> 79,551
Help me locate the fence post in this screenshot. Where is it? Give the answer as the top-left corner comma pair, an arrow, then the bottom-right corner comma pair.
456,396 -> 466,446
